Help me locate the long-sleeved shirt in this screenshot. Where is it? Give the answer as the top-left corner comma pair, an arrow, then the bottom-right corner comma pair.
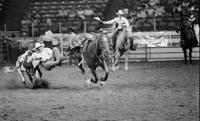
27,48 -> 53,63
104,16 -> 130,29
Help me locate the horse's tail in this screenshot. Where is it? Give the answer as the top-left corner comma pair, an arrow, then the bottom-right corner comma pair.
3,66 -> 18,74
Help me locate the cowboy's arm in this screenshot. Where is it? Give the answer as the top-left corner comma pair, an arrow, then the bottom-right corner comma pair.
103,18 -> 116,24
27,53 -> 37,63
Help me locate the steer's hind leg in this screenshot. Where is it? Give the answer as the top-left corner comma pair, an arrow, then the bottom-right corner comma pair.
26,70 -> 33,84
17,68 -> 26,86
35,67 -> 42,78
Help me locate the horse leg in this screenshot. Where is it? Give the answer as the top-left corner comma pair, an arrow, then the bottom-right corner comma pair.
78,60 -> 92,84
99,60 -> 109,82
183,49 -> 187,64
189,48 -> 192,64
78,59 -> 85,75
114,52 -> 120,70
89,67 -> 99,84
124,53 -> 128,70
17,68 -> 26,86
112,57 -> 116,71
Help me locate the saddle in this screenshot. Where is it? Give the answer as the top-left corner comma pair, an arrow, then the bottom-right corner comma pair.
82,33 -> 99,53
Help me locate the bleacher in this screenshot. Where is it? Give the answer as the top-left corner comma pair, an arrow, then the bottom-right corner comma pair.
21,0 -> 109,36
0,0 -> 5,21
124,0 -> 198,32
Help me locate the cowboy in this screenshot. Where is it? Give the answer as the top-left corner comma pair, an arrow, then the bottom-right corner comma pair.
188,6 -> 199,45
99,10 -> 130,51
27,42 -> 61,70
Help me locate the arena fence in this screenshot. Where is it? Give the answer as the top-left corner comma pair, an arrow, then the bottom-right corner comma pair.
127,46 -> 199,62
0,31 -> 199,65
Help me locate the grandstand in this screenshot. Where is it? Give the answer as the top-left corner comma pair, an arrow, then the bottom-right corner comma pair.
1,0 -> 199,35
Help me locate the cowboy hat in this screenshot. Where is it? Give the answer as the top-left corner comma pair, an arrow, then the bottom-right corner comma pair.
35,42 -> 43,49
116,10 -> 124,15
45,30 -> 54,37
190,6 -> 195,11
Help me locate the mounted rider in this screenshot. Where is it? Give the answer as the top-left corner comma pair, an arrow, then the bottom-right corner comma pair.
188,6 -> 199,45
99,10 -> 130,51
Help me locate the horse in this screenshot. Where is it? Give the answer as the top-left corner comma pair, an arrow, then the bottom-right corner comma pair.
112,26 -> 135,70
71,32 -> 110,84
176,12 -> 198,64
4,51 -> 42,87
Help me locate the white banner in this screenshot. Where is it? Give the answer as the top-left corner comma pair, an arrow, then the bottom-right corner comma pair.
132,31 -> 176,47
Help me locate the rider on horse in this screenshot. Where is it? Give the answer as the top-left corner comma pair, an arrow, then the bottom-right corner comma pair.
101,10 -> 130,52
188,6 -> 199,45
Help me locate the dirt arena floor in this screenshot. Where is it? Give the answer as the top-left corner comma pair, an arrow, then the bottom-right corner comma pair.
0,61 -> 199,121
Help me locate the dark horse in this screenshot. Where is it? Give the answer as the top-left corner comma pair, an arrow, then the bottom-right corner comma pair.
71,32 -> 110,84
4,50 -> 42,87
177,12 -> 198,64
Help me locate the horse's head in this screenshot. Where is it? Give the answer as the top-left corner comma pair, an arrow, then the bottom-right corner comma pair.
97,34 -> 110,58
116,26 -> 132,51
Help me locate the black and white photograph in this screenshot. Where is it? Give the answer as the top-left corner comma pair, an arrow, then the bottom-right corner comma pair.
0,0 -> 199,120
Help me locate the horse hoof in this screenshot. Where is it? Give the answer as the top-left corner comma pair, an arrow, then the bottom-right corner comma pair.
85,79 -> 91,85
100,77 -> 105,81
22,81 -> 26,86
99,81 -> 105,86
125,67 -> 128,70
90,78 -> 98,84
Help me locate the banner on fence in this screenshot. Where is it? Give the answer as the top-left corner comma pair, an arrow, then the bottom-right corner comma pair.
132,31 -> 175,47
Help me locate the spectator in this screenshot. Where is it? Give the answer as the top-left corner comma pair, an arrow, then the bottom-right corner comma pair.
68,8 -> 77,19
129,10 -> 136,17
153,4 -> 165,17
21,16 -> 31,36
46,18 -> 52,30
21,16 -> 31,25
59,7 -> 68,18
146,5 -> 154,17
84,5 -> 94,17
137,10 -> 147,18
149,0 -> 160,6
77,7 -> 85,20
123,8 -> 129,18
